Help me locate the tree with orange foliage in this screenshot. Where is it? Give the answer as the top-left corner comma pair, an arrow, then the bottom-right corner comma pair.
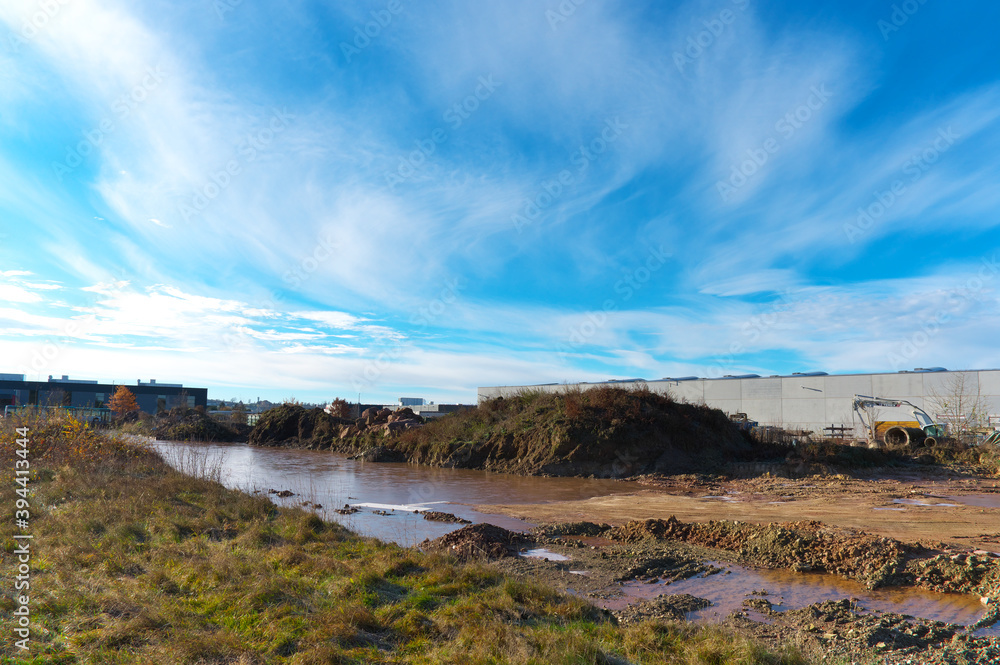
326,398 -> 351,418
108,385 -> 139,420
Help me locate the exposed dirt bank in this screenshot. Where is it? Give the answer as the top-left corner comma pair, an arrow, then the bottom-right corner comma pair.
249,389 -> 788,477
477,472 -> 1000,552
248,390 -> 998,483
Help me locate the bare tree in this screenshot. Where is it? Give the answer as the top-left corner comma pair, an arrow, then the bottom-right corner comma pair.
926,373 -> 988,445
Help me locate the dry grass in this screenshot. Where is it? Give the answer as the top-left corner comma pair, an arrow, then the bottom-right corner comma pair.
1,410 -> 811,664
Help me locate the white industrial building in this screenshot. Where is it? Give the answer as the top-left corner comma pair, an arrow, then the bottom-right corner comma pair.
478,368 -> 1000,440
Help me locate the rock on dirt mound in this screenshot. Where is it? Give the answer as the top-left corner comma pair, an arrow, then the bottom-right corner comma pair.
421,524 -> 531,560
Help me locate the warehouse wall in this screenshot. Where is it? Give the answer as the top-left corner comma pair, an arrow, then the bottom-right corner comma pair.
478,370 -> 1000,437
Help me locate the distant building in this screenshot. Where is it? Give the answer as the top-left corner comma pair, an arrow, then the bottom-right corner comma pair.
0,374 -> 207,416
386,399 -> 472,419
479,368 -> 1000,438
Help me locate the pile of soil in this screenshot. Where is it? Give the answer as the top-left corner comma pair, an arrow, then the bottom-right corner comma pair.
393,387 -> 758,477
420,524 -> 531,560
248,388 -> 771,478
910,552 -> 1000,597
150,410 -> 248,442
249,405 -> 423,450
534,522 -> 610,538
248,405 -> 350,448
420,510 -> 471,524
544,517 -> 1000,600
736,597 -> 1000,663
561,517 -> 913,589
614,593 -> 712,624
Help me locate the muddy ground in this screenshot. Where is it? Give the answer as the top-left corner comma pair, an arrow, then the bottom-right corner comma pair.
477,471 -> 1000,553
458,470 -> 1000,664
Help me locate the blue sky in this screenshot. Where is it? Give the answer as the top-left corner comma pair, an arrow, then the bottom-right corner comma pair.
1,0 -> 999,405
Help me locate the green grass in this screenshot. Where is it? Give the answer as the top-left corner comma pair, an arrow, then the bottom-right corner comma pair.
1,410 -> 812,664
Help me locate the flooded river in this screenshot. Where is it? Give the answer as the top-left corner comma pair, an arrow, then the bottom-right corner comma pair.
150,440 -> 639,545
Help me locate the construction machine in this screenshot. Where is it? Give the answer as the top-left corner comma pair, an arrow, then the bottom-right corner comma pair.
851,395 -> 947,448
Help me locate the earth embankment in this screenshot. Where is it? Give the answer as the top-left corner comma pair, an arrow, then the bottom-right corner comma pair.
248,388 -> 768,477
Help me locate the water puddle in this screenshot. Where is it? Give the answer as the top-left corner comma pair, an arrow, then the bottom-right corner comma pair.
521,548 -> 570,561
150,440 -> 640,545
873,507 -> 906,511
347,501 -> 453,512
893,498 -> 960,507
598,562 -> 999,635
942,494 -> 1000,509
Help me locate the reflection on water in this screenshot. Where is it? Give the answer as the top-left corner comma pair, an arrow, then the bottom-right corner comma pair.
603,561 -> 997,635
150,440 -> 639,546
893,498 -> 960,507
521,548 -> 570,561
943,494 -> 1000,509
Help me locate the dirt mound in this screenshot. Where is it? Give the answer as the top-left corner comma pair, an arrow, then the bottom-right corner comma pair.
249,405 -> 350,448
420,511 -> 471,524
605,517 -> 913,589
248,388 -> 765,478
533,521 -> 609,538
614,593 -> 712,625
249,404 -> 423,450
151,411 -> 247,442
910,551 -> 1000,597
421,524 -> 530,560
391,387 -> 759,477
755,598 -> 960,655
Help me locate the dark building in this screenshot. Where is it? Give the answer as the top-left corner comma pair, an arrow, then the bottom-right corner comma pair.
0,374 -> 208,416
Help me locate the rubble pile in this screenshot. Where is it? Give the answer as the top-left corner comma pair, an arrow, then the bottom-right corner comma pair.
420,524 -> 532,560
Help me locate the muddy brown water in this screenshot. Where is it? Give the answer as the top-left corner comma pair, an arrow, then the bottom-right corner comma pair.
150,441 -> 640,545
580,562 -> 999,635
152,441 -> 998,632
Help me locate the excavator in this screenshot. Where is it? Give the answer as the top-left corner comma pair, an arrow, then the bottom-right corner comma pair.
851,394 -> 948,449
